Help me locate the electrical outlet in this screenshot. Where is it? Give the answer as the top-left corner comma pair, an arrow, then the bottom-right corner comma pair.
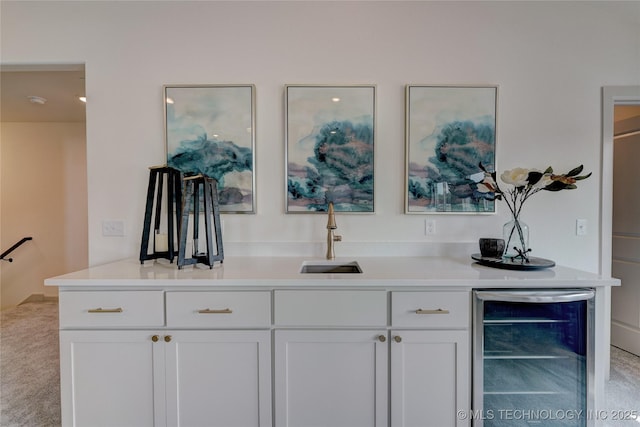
102,220 -> 125,236
576,219 -> 587,236
425,219 -> 436,235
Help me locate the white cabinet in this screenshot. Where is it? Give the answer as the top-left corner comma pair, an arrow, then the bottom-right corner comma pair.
58,291 -> 272,427
166,291 -> 271,328
390,330 -> 469,427
273,289 -> 470,427
274,290 -> 387,327
58,291 -> 165,427
60,330 -> 270,427
59,330 -> 159,427
274,330 -> 388,427
165,330 -> 271,427
58,287 -> 470,427
390,291 -> 471,427
163,290 -> 272,426
58,291 -> 164,328
273,290 -> 388,426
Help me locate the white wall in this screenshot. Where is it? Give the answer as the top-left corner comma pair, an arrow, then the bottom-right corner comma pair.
1,1 -> 639,272
0,122 -> 88,308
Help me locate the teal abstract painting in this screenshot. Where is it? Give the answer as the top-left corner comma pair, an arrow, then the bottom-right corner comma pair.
406,85 -> 497,214
286,85 -> 375,213
165,85 -> 255,213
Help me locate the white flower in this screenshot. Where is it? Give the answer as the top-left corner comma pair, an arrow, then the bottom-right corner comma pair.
500,168 -> 531,187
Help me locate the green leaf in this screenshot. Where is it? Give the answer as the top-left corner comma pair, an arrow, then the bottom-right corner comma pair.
574,172 -> 592,181
527,171 -> 543,186
544,181 -> 567,191
566,165 -> 584,177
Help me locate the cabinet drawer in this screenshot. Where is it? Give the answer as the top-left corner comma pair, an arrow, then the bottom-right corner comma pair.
274,290 -> 387,326
166,291 -> 271,328
391,292 -> 469,328
59,291 -> 164,328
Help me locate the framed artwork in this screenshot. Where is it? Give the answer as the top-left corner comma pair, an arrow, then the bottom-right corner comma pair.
286,85 -> 375,213
405,85 -> 497,214
164,84 -> 256,214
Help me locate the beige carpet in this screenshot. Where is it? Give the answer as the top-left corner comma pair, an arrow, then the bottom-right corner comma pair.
605,345 -> 640,426
1,301 -> 60,427
1,301 -> 638,426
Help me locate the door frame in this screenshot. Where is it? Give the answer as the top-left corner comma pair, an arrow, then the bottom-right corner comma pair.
601,86 -> 640,276
600,86 -> 640,377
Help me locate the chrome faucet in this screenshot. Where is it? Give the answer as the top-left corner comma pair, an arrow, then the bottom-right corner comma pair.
326,202 -> 342,260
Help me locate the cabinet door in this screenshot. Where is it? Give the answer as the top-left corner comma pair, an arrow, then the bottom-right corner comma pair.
164,330 -> 272,427
275,330 -> 388,427
59,330 -> 162,427
391,330 -> 470,427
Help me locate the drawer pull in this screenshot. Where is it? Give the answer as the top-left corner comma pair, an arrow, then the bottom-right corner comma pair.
377,334 -> 387,342
198,308 -> 233,314
394,336 -> 402,343
415,308 -> 450,315
87,307 -> 123,313
151,335 -> 160,342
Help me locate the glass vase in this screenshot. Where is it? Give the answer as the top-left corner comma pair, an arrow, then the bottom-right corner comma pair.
503,216 -> 529,258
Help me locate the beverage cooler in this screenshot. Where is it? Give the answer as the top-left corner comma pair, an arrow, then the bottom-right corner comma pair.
473,290 -> 595,427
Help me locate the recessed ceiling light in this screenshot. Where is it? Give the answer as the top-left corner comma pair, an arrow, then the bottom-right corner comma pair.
78,96 -> 87,103
331,97 -> 340,102
27,95 -> 47,104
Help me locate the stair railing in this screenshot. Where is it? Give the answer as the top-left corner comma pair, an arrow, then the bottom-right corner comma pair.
0,237 -> 33,262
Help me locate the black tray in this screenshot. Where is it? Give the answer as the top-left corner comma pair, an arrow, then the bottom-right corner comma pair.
471,253 -> 555,270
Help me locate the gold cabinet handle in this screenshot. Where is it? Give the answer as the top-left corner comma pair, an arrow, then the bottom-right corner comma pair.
415,308 -> 450,315
378,334 -> 387,342
394,336 -> 402,343
197,308 -> 233,314
164,335 -> 172,343
151,335 -> 160,342
87,307 -> 123,313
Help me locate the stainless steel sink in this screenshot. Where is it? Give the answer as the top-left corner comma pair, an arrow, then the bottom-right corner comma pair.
299,261 -> 362,274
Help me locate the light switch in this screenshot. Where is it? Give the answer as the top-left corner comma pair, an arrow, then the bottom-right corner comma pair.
576,219 -> 587,236
102,220 -> 125,236
425,219 -> 436,235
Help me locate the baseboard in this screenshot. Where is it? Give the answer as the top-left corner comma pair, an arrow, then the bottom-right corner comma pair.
18,293 -> 59,305
611,320 -> 640,356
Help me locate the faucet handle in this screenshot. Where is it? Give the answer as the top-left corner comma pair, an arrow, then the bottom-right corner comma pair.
327,202 -> 337,229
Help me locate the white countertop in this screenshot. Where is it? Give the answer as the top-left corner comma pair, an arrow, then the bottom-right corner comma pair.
45,256 -> 620,289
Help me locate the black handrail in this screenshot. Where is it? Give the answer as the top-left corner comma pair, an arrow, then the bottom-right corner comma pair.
0,237 -> 33,262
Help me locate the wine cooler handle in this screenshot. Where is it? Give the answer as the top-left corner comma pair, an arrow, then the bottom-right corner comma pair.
475,289 -> 595,303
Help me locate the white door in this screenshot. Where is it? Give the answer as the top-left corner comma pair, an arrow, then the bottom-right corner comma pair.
164,330 -> 272,427
59,330 -> 160,427
612,104 -> 640,356
390,330 -> 470,427
274,330 -> 388,427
